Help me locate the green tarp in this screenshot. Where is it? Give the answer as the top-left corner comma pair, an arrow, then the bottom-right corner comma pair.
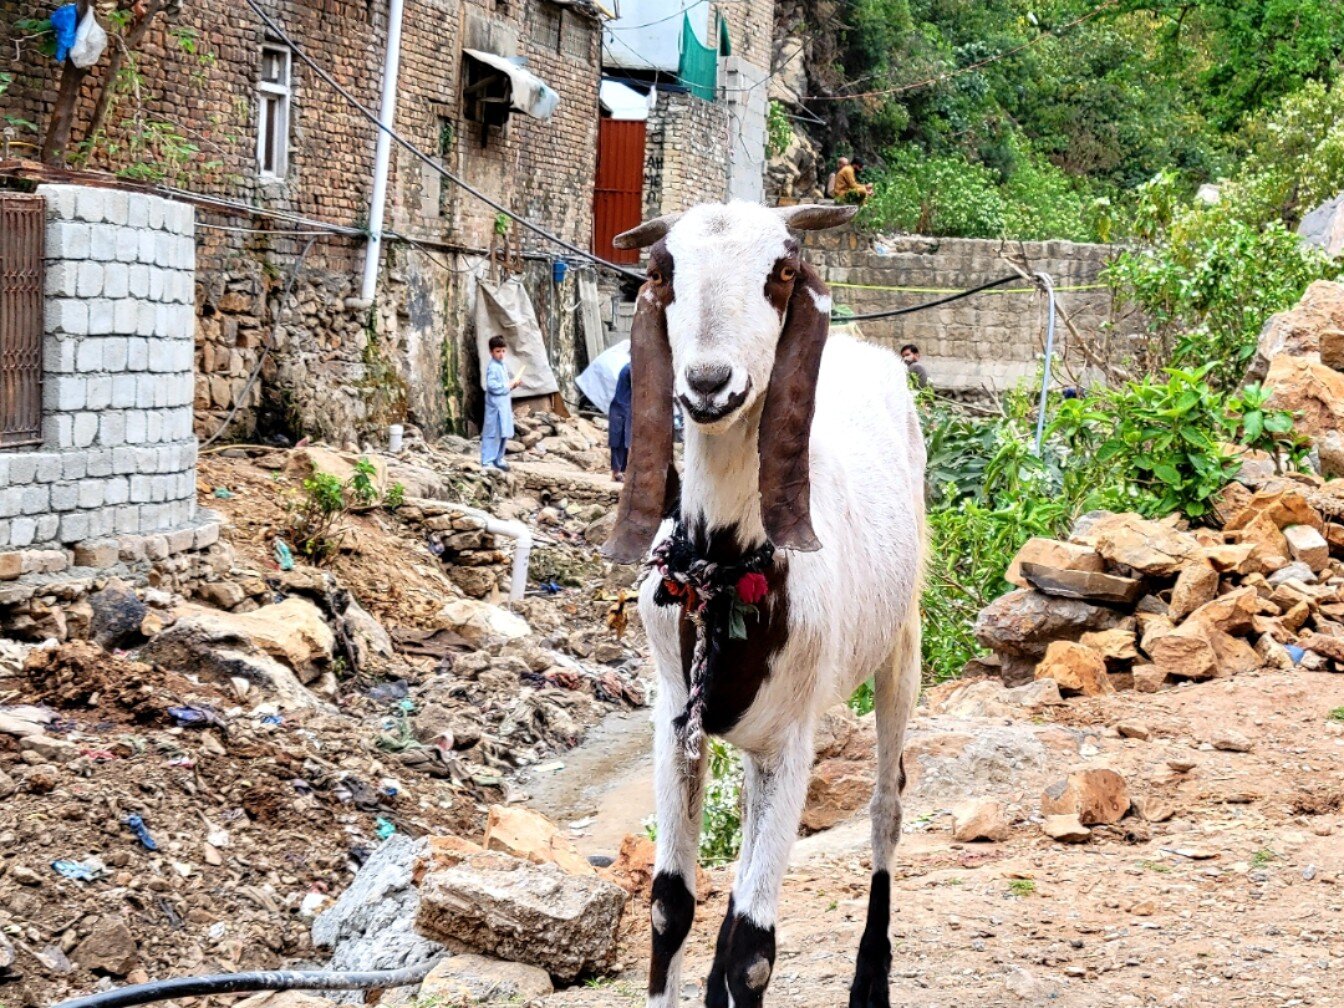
678,13 -> 718,102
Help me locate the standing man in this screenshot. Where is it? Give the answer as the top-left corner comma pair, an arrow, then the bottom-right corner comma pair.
900,343 -> 929,389
608,361 -> 633,483
482,335 -> 522,471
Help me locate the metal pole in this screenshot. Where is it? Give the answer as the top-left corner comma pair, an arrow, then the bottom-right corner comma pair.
1033,271 -> 1056,457
359,0 -> 407,304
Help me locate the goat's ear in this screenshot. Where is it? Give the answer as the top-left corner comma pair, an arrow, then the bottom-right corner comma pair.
602,284 -> 676,564
774,204 -> 858,232
758,260 -> 830,552
613,212 -> 683,250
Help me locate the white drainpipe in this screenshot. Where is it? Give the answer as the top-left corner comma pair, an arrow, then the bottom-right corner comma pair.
359,0 -> 406,305
446,501 -> 534,604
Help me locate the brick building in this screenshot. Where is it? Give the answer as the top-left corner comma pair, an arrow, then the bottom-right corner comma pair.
3,0 -> 609,441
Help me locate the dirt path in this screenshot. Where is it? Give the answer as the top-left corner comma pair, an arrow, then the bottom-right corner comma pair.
540,669 -> 1344,1006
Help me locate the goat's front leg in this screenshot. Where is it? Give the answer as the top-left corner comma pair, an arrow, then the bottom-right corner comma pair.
705,722 -> 813,1008
648,687 -> 708,1008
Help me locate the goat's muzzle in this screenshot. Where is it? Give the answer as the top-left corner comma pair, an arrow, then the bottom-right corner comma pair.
678,378 -> 751,426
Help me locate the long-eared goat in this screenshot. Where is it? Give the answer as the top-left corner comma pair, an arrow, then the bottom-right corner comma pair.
602,201 -> 926,1008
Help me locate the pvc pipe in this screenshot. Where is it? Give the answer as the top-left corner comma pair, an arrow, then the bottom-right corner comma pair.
360,0 -> 407,304
1033,271 -> 1057,457
442,500 -> 533,604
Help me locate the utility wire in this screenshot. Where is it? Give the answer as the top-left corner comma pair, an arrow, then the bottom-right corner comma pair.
241,0 -> 644,282
833,274 -> 1022,321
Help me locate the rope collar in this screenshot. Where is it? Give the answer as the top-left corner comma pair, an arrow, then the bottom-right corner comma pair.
648,521 -> 775,761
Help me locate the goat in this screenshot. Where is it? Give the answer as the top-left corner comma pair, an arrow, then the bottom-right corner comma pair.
602,201 -> 926,1008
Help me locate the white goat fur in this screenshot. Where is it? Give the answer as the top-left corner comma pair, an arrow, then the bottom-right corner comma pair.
634,202 -> 925,1006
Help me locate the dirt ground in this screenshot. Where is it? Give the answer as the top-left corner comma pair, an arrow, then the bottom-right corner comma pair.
538,668 -> 1344,1007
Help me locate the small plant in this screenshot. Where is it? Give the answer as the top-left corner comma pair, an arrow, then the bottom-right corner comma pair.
1329,707 -> 1344,722
1007,878 -> 1036,897
348,457 -> 380,507
385,482 -> 406,509
290,472 -> 347,562
1250,848 -> 1276,867
766,100 -> 793,158
700,739 -> 744,866
849,679 -> 875,715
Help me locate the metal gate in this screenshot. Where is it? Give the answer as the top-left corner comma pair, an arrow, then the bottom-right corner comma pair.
593,117 -> 646,266
1,193 -> 45,449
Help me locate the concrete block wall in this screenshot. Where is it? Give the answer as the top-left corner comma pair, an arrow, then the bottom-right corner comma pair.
803,228 -> 1143,392
0,184 -> 200,551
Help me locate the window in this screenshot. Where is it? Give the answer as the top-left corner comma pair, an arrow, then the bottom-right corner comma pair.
535,7 -> 561,51
257,45 -> 291,179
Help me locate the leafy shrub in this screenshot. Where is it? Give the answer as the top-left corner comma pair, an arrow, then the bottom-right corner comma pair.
348,457 -> 380,507
643,738 -> 743,866
291,472 -> 347,562
385,482 -> 406,509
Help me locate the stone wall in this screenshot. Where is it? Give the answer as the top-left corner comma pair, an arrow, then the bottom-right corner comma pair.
0,184 -> 209,559
803,228 -> 1138,391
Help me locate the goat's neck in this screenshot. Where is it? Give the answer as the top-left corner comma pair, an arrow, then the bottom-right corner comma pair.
680,411 -> 767,548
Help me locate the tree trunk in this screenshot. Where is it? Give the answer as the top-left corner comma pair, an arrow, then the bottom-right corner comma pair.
79,0 -> 168,149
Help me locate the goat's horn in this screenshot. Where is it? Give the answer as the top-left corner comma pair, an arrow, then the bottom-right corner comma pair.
773,204 -> 859,231
612,213 -> 682,249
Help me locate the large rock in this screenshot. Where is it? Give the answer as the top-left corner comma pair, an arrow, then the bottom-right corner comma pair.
416,850 -> 626,983
951,798 -> 1011,842
1169,563 -> 1220,621
164,598 -> 334,682
1225,487 -> 1325,534
1265,355 -> 1344,478
1033,640 -> 1112,696
1040,769 -> 1129,825
1005,539 -> 1104,589
1284,524 -> 1330,571
802,759 -> 873,833
88,579 -> 148,649
1076,513 -> 1202,575
1247,279 -> 1344,380
313,834 -> 444,991
1018,563 -> 1143,606
903,724 -> 1075,807
483,805 -> 595,877
973,589 -> 1127,666
436,598 -> 530,645
1147,624 -> 1219,681
420,954 -> 553,1004
72,915 -> 138,976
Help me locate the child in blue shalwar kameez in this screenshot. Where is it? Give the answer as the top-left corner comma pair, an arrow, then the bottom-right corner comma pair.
482,335 -> 521,471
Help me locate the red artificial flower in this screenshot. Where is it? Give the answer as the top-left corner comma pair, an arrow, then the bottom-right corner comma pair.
736,571 -> 769,605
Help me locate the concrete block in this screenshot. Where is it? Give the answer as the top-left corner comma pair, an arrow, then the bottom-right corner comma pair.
127,194 -> 150,229
74,539 -> 120,567
72,412 -> 98,448
38,184 -> 78,221
75,260 -> 103,298
61,452 -> 88,482
128,264 -> 150,298
114,505 -> 141,535
45,261 -> 78,298
136,301 -> 157,338
89,224 -> 117,261
154,232 -> 173,268
105,190 -> 129,226
87,508 -> 114,539
88,298 -> 115,336
114,298 -> 139,334
104,262 -> 130,299
74,187 -> 106,223
116,226 -> 140,263
126,337 -> 148,371
9,517 -> 36,548
20,485 -> 50,514
125,411 -> 147,444
111,373 -> 138,408
86,452 -> 113,479
99,410 -> 126,447
86,374 -> 113,411
0,521 -> 9,549
0,456 -> 8,485
78,479 -> 105,509
59,511 -> 91,544
145,410 -> 163,443
147,197 -> 164,230
164,527 -> 193,553
43,334 -> 77,372
135,374 -> 157,409
34,454 -> 61,483
45,375 -> 86,413
130,475 -> 153,503
45,414 -> 74,449
112,446 -> 137,474
50,482 -> 79,511
46,298 -> 89,336
143,533 -> 169,559
149,270 -> 164,301
8,451 -> 37,483
34,514 -> 60,544
75,340 -> 103,373
138,229 -> 157,264
133,447 -> 157,473
104,476 -> 130,505
47,221 -> 91,259
119,535 -> 147,561
0,488 -> 21,519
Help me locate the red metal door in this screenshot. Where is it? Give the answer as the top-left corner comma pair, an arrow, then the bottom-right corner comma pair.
593,117 -> 646,266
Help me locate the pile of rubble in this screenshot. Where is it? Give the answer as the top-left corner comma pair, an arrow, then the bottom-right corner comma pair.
973,480 -> 1344,694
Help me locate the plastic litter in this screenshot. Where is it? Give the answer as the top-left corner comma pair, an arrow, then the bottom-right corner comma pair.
51,857 -> 107,882
364,679 -> 409,703
50,3 -> 78,62
273,539 -> 295,571
260,713 -> 284,726
1285,644 -> 1306,664
374,817 -> 396,840
124,814 -> 159,851
69,7 -> 107,68
168,704 -> 227,730
212,487 -> 235,499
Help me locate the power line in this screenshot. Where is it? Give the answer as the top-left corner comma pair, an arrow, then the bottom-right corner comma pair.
834,274 -> 1022,321
810,0 -> 1118,102
241,0 -> 644,283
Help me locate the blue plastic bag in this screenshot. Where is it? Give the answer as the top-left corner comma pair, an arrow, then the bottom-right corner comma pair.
50,3 -> 78,62
124,814 -> 158,851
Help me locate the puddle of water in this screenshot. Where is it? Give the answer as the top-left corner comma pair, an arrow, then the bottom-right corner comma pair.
521,707 -> 656,857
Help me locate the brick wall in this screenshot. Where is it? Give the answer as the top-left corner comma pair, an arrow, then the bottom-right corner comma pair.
2,0 -> 603,442
803,227 -> 1140,391
0,184 -> 213,558
643,90 -> 731,218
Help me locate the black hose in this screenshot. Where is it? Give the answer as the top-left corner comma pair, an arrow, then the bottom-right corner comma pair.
835,274 -> 1023,321
50,960 -> 442,1008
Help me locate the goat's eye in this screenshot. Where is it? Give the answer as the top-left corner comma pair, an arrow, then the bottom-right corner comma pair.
778,265 -> 797,282
648,269 -> 665,286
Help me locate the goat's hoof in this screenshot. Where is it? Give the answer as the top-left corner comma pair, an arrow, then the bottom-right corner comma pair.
847,970 -> 891,1008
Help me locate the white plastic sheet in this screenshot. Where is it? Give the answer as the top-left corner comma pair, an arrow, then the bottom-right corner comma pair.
575,339 -> 630,415
473,276 -> 560,399
69,8 -> 107,68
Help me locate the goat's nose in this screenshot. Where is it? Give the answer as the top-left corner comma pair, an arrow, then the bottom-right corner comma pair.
686,363 -> 732,397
